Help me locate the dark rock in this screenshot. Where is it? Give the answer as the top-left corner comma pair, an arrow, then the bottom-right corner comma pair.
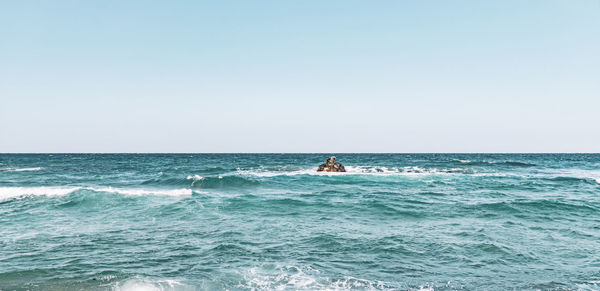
317,156 -> 346,172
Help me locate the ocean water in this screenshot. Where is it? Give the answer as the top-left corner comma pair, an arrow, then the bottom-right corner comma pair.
1,154 -> 599,291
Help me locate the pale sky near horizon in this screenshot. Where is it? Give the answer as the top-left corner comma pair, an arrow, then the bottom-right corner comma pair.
1,1 -> 599,153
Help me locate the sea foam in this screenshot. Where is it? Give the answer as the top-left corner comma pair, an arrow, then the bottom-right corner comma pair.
186,175 -> 204,181
239,265 -> 391,290
113,277 -> 186,291
88,187 -> 192,197
0,167 -> 43,172
0,186 -> 192,201
0,186 -> 81,201
236,165 -> 471,177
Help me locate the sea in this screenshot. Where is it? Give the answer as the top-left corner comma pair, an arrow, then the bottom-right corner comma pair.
1,154 -> 599,290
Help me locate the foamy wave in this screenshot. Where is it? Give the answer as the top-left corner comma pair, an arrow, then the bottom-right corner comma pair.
0,186 -> 81,200
239,265 -> 391,290
186,175 -> 204,181
0,167 -> 43,172
89,187 -> 192,197
576,280 -> 600,291
237,166 -> 471,177
0,186 -> 193,201
471,173 -> 509,177
347,166 -> 403,174
113,276 -> 187,291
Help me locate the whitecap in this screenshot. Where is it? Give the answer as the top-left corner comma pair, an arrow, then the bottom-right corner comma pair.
0,186 -> 193,201
238,265 -> 392,290
236,165 -> 471,178
575,280 -> 600,291
186,175 -> 204,181
0,186 -> 81,201
471,173 -> 509,177
113,277 -> 186,291
236,166 -> 400,177
88,187 -> 192,197
0,167 -> 43,172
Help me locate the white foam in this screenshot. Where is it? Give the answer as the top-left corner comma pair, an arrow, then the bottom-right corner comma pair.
239,265 -> 391,290
347,166 -> 403,175
88,187 -> 192,197
576,280 -> 600,291
236,165 -> 469,178
240,265 -> 320,290
114,277 -> 185,291
0,186 -> 81,201
186,175 -> 204,181
1,167 -> 43,172
236,166 -> 399,177
471,173 -> 509,177
0,186 -> 193,201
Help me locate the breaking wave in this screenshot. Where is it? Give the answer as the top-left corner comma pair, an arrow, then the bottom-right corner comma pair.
0,186 -> 192,201
0,186 -> 81,201
236,165 -> 475,177
238,265 -> 394,290
0,167 -> 43,172
186,174 -> 204,181
113,277 -> 188,291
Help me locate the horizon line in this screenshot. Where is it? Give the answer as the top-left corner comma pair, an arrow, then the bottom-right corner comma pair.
1,152 -> 599,155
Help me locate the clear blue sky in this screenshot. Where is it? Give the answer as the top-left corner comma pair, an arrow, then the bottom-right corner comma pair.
1,1 -> 599,153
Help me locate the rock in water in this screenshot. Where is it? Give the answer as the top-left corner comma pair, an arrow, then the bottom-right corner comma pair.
317,156 -> 346,172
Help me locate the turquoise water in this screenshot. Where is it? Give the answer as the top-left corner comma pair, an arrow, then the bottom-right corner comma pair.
1,154 -> 599,290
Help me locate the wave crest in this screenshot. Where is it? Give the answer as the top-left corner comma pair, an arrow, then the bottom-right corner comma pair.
0,186 -> 80,201
238,265 -> 392,290
236,165 -> 473,177
114,277 -> 187,291
0,167 -> 43,172
0,186 -> 192,201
